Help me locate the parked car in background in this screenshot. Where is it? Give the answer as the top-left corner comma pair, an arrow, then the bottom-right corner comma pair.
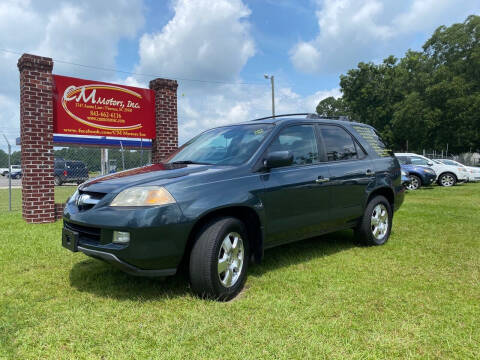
1,164 -> 21,176
54,158 -> 89,186
437,159 -> 480,182
6,168 -> 21,179
395,153 -> 468,187
62,114 -> 405,301
397,158 -> 436,190
401,169 -> 411,188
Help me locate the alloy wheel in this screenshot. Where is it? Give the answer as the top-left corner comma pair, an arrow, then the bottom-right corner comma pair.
407,176 -> 420,190
440,174 -> 455,187
370,204 -> 389,240
217,232 -> 244,288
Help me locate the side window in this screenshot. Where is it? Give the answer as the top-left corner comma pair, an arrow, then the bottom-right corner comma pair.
397,156 -> 410,165
267,125 -> 319,166
410,156 -> 429,166
320,126 -> 358,161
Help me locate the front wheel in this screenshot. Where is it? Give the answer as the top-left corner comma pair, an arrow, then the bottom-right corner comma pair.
406,175 -> 421,190
355,195 -> 393,246
438,173 -> 456,187
54,176 -> 62,186
189,217 -> 249,301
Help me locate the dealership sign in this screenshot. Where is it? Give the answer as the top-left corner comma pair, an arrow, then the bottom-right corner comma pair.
53,75 -> 155,139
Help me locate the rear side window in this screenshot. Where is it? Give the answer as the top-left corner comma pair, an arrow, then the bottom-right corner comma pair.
352,125 -> 393,157
267,125 -> 319,165
320,126 -> 358,161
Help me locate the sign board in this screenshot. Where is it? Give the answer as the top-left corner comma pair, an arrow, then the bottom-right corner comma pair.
53,75 -> 155,139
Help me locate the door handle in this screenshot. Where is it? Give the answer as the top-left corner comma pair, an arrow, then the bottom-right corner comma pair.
366,169 -> 375,176
316,177 -> 330,183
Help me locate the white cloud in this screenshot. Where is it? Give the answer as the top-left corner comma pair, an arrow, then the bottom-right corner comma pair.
132,0 -> 339,144
135,0 -> 254,81
0,0 -> 144,150
290,0 -> 480,74
176,83 -> 340,144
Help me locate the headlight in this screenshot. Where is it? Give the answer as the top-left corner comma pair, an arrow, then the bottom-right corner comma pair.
401,170 -> 407,176
110,186 -> 176,207
422,168 -> 433,174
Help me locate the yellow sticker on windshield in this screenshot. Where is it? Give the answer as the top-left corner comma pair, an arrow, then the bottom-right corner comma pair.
255,129 -> 264,135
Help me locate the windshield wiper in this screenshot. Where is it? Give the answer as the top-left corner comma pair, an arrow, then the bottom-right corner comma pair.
170,160 -> 213,165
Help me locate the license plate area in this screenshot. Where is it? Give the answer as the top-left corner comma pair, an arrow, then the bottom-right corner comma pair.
62,227 -> 79,252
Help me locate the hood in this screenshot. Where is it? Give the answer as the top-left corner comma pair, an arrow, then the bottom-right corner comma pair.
80,163 -> 215,193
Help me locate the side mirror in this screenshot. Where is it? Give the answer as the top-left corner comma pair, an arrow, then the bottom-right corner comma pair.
264,151 -> 293,169
427,161 -> 433,166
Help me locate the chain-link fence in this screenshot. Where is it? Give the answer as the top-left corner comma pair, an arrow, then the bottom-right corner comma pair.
0,142 -> 21,212
53,146 -> 152,204
0,145 -> 152,213
420,150 -> 480,167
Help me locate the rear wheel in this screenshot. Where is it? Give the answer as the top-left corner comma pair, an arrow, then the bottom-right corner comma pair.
406,175 -> 421,190
189,217 -> 249,301
355,195 -> 392,246
438,172 -> 456,187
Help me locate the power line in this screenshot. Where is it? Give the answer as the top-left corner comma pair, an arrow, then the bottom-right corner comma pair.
0,48 -> 267,87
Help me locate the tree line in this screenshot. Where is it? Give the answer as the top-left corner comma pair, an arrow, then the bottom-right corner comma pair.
316,15 -> 480,154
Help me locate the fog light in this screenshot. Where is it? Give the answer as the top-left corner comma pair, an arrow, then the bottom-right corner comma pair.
113,231 -> 130,244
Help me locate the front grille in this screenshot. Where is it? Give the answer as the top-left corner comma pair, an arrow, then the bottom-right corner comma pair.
64,221 -> 101,242
77,191 -> 106,211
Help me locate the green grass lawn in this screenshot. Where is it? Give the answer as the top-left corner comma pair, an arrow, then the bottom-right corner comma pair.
1,184 -> 479,359
0,186 -> 76,211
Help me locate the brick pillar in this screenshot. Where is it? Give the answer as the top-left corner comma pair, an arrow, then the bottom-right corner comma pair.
149,78 -> 178,163
18,54 -> 55,223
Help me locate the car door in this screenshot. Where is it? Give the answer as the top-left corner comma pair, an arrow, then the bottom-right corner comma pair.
259,124 -> 333,247
318,125 -> 375,227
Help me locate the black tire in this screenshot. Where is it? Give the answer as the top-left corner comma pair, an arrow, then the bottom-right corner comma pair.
54,176 -> 62,186
406,174 -> 421,190
438,172 -> 456,187
355,195 -> 393,246
189,217 -> 249,301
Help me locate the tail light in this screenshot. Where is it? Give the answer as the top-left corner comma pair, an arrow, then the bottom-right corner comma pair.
63,170 -> 68,176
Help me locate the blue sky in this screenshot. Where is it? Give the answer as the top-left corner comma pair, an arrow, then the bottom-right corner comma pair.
0,0 -> 479,149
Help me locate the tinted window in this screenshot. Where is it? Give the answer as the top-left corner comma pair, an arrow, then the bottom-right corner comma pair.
351,125 -> 393,157
410,156 -> 429,166
267,125 -> 319,166
320,126 -> 358,161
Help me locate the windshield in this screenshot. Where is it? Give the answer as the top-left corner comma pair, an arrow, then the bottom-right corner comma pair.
167,124 -> 274,165
440,159 -> 459,166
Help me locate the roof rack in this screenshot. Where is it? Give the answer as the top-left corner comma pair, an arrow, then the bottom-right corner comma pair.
251,113 -> 350,121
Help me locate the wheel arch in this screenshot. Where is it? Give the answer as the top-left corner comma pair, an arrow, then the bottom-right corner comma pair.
181,205 -> 264,271
366,186 -> 395,211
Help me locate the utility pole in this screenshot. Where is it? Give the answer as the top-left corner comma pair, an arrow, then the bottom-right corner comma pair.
264,74 -> 275,117
2,134 -> 11,211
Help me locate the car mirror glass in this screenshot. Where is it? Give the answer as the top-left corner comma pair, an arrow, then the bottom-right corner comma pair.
264,151 -> 294,169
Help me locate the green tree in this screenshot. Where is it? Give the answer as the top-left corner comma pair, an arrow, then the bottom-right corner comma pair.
333,15 -> 480,153
316,96 -> 349,117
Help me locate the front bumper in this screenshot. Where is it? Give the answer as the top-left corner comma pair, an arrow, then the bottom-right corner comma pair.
62,201 -> 191,275
78,246 -> 176,277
